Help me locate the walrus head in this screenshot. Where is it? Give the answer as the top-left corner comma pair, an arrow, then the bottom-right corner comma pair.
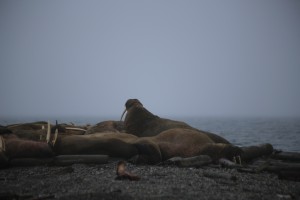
120,99 -> 143,121
120,99 -> 159,136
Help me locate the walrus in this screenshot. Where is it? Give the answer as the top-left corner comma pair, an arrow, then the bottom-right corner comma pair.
0,126 -> 269,166
6,121 -> 87,141
85,120 -> 125,134
52,128 -> 242,164
132,128 -> 242,164
0,134 -> 54,163
121,99 -> 229,143
52,133 -> 139,159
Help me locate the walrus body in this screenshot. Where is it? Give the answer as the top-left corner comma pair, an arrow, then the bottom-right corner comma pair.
133,128 -> 241,164
53,128 -> 240,164
0,134 -> 54,160
5,121 -> 87,141
85,120 -> 125,134
53,133 -> 139,159
122,99 -> 230,144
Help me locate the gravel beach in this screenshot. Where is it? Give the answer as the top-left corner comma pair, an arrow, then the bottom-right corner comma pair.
0,160 -> 299,200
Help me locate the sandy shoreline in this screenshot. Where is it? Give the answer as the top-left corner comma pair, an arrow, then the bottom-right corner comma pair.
1,160 -> 299,200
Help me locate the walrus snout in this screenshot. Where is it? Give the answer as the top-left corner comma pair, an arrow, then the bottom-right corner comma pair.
120,99 -> 143,121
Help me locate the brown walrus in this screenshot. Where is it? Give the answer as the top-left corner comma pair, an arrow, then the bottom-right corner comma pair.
132,128 -> 241,164
121,99 -> 229,143
85,120 -> 125,134
6,121 -> 87,141
52,133 -> 139,159
0,129 -> 270,166
52,128 -> 242,164
0,133 -> 54,166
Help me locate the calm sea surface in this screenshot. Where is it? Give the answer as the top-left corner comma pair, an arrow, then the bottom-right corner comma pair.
181,117 -> 300,152
1,117 -> 299,152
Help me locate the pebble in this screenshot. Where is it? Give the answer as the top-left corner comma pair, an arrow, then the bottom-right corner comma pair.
0,162 -> 299,200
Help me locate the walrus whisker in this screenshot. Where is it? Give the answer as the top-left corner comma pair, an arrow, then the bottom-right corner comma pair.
120,108 -> 127,121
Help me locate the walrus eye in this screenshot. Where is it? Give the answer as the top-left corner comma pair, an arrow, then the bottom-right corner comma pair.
120,108 -> 127,121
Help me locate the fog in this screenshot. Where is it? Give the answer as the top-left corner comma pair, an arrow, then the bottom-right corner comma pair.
1,0 -> 300,120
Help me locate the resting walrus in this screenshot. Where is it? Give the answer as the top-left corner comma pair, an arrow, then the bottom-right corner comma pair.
85,120 -> 125,134
52,128 -> 242,164
121,99 -> 229,143
5,121 -> 87,141
0,133 -> 54,166
52,133 -> 138,159
132,128 -> 241,164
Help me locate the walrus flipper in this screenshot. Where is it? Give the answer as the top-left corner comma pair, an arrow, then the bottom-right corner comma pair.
201,143 -> 243,162
133,139 -> 162,164
241,143 -> 273,162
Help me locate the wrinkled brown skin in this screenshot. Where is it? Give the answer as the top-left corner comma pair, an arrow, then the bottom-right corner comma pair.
1,134 -> 54,159
53,129 -> 241,165
123,99 -> 230,144
85,121 -> 125,134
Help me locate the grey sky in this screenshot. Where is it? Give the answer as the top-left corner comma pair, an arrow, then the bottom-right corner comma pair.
1,0 -> 300,119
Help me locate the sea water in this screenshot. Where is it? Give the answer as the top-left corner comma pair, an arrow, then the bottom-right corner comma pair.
1,117 -> 299,152
181,117 -> 300,152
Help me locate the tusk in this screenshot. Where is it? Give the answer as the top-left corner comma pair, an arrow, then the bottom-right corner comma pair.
52,128 -> 58,145
237,156 -> 242,165
120,108 -> 127,121
65,127 -> 86,132
233,156 -> 237,164
46,120 -> 51,143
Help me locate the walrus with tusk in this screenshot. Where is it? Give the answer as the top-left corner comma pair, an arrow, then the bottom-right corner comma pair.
51,128 -> 243,165
0,99 -> 274,166
121,99 -> 230,144
119,99 -> 274,164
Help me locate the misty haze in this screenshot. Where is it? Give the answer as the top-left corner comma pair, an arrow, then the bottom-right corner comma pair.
0,1 -> 299,120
